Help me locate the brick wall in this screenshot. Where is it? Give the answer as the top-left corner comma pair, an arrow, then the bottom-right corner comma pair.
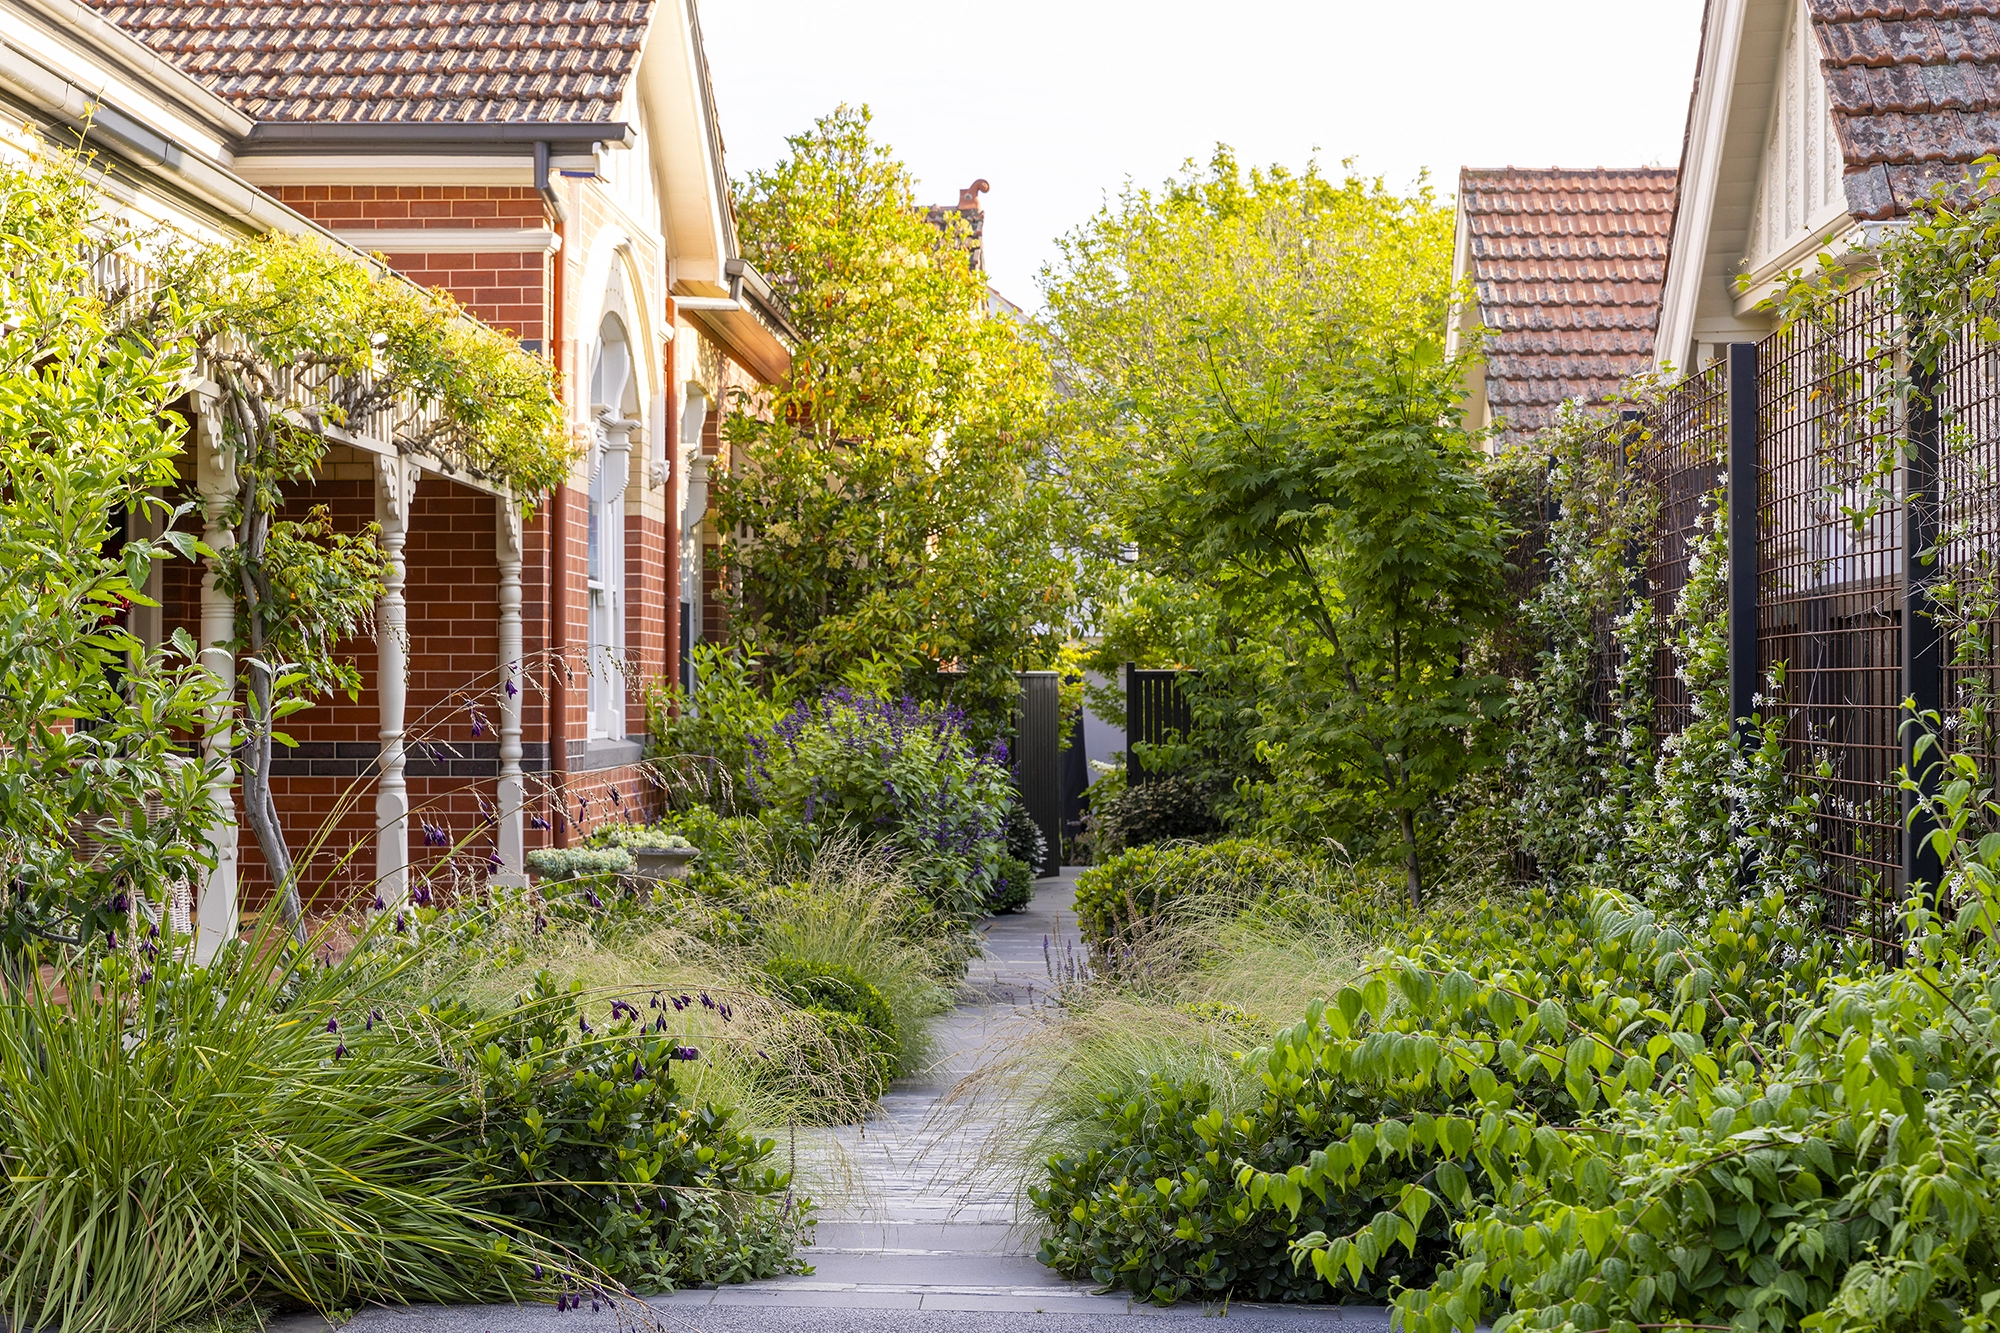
271,185 -> 545,230
270,186 -> 551,346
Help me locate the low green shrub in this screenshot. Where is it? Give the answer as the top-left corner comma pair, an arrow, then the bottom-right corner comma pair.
526,846 -> 632,880
761,955 -> 899,1061
464,971 -> 809,1288
986,856 -> 1034,914
1034,1074 -> 1446,1305
1088,772 -> 1224,854
1072,838 -> 1321,945
1005,799 -> 1048,871
0,924 -> 808,1332
598,826 -> 697,852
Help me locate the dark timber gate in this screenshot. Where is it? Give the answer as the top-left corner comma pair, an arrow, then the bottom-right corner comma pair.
1014,671 -> 1062,877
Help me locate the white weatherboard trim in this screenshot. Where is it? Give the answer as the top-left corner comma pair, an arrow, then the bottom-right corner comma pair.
1658,0 -> 1749,374
335,227 -> 561,254
235,154 -> 539,186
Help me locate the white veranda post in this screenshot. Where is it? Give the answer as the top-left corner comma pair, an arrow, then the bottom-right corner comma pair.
492,501 -> 528,887
193,392 -> 239,963
374,453 -> 418,907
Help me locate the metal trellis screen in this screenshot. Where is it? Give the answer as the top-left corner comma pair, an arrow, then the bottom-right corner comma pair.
1580,284 -> 2000,954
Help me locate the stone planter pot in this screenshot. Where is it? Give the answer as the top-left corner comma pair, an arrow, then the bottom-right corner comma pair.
632,846 -> 698,883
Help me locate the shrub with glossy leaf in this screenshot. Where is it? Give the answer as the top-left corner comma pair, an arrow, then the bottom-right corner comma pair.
463,971 -> 810,1288
986,856 -> 1034,914
1072,838 -> 1322,946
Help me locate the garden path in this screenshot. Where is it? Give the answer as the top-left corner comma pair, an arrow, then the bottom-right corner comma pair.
290,874 -> 1389,1333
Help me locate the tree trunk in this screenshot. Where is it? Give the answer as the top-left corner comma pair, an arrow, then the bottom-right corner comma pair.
236,498 -> 309,948
1399,807 -> 1422,912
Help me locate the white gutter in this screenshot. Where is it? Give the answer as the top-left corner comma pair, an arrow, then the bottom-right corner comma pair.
0,35 -> 319,238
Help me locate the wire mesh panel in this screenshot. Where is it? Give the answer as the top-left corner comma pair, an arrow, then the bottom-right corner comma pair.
1757,287 -> 1905,947
1934,328 -> 2000,783
1640,362 -> 1729,740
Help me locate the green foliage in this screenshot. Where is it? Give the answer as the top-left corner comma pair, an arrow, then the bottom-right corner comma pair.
464,971 -> 808,1289
525,847 -> 634,881
0,144 -> 220,956
761,955 -> 900,1063
748,690 -> 1014,917
1034,1073 -> 1446,1305
986,856 -> 1034,914
598,827 -> 697,852
718,105 -> 1075,734
648,644 -> 797,805
1043,151 -> 1498,894
0,917 -> 807,1331
1090,773 -> 1227,855
1072,839 -> 1322,947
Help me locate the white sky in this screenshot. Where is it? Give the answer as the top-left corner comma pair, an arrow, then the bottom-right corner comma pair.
698,1 -> 1709,309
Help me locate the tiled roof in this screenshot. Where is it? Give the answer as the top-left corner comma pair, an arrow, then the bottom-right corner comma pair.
82,2 -> 654,123
1811,0 -> 2000,218
1459,167 -> 1679,449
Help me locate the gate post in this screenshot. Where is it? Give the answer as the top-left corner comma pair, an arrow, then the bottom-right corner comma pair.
1903,356 -> 1945,899
1726,344 -> 1761,893
1726,343 -> 1761,748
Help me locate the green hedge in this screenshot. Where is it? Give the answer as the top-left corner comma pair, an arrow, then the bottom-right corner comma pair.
1071,838 -> 1320,945
760,956 -> 898,1116
986,856 -> 1034,915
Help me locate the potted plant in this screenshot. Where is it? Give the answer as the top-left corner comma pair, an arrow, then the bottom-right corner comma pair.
604,827 -> 699,882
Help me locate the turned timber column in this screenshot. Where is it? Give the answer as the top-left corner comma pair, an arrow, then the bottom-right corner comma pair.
491,501 -> 528,887
193,393 -> 239,963
374,453 -> 419,907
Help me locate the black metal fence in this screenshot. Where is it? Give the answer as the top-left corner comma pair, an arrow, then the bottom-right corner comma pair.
1578,284 -> 2000,952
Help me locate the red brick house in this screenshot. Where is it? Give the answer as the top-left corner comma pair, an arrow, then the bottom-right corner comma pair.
29,0 -> 795,939
1446,167 -> 1679,450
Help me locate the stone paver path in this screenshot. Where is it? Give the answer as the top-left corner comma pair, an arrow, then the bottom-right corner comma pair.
290,873 -> 1388,1333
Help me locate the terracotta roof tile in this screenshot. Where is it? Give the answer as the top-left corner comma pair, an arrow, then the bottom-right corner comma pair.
81,2 -> 654,123
1458,166 -> 1677,449
1810,0 -> 2000,217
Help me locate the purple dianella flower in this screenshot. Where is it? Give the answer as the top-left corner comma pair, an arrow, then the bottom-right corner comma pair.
109,892 -> 129,914
670,1045 -> 700,1061
532,1263 -> 544,1281
471,712 -> 487,739
630,1056 -> 645,1080
652,1015 -> 668,1033
506,679 -> 519,698
671,994 -> 688,1011
579,1015 -> 593,1035
699,993 -> 715,1011
394,913 -> 407,935
367,1008 -> 380,1032
530,814 -> 549,831
372,892 -> 387,911
610,999 -> 638,1022
333,1042 -> 348,1060
718,1003 -> 732,1022
488,850 -> 503,873
584,888 -> 603,910
326,1017 -> 340,1034
137,968 -> 153,984
608,786 -> 622,807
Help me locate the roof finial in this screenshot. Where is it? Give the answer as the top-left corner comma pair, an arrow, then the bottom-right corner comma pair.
958,179 -> 990,211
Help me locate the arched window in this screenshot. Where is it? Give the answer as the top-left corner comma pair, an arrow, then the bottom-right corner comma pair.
587,312 -> 641,741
